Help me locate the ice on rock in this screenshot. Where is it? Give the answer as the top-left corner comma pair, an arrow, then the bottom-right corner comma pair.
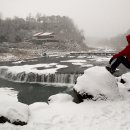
74,66 -> 120,101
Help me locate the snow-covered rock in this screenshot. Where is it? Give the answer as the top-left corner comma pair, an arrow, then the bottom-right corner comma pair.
48,93 -> 73,104
74,66 -> 120,101
0,101 -> 29,125
29,102 -> 49,111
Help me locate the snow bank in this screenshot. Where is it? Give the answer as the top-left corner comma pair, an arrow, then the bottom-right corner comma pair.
29,102 -> 49,111
1,67 -> 130,129
0,101 -> 29,125
74,66 -> 120,101
119,73 -> 130,88
61,59 -> 86,63
0,88 -> 28,125
28,93 -> 130,130
0,88 -> 18,102
0,85 -> 130,129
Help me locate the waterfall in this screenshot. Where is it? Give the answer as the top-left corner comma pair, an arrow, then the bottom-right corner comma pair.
0,68 -> 81,84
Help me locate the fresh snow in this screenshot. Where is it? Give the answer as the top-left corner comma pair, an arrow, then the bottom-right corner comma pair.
0,88 -> 18,102
0,63 -> 68,75
0,101 -> 29,124
61,59 -> 87,67
81,64 -> 93,68
48,93 -> 73,103
0,88 -> 29,124
74,66 -> 120,100
71,62 -> 85,66
77,56 -> 86,58
120,73 -> 130,88
1,88 -> 130,130
0,67 -> 130,130
87,56 -> 110,62
96,57 -> 111,62
61,59 -> 86,63
72,62 -> 93,68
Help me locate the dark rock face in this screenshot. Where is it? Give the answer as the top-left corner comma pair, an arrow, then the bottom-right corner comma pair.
120,78 -> 126,84
0,115 -> 27,126
10,120 -> 27,126
73,89 -> 94,103
0,116 -> 9,123
73,89 -> 107,103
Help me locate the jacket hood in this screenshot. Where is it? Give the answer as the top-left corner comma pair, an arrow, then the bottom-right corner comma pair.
126,34 -> 130,44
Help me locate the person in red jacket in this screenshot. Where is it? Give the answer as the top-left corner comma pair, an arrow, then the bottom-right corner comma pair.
106,34 -> 130,74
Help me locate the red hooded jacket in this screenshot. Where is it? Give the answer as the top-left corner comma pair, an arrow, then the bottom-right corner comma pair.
112,34 -> 130,61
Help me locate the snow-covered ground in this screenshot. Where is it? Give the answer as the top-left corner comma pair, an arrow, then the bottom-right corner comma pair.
0,87 -> 18,102
0,66 -> 130,130
60,59 -> 87,63
88,56 -> 110,62
61,59 -> 90,68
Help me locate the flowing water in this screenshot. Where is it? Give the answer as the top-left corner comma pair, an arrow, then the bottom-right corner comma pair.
0,54 -> 110,104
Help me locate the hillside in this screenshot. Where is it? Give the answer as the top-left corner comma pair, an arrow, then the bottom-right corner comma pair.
0,15 -> 88,52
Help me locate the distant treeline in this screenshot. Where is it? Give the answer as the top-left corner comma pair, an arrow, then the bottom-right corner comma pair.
0,14 -> 85,44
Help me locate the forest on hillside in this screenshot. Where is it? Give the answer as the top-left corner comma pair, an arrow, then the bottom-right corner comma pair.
0,14 -> 85,45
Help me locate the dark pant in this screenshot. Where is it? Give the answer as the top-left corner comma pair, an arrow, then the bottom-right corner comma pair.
111,56 -> 130,71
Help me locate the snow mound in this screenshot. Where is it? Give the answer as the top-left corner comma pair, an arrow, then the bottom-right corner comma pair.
0,101 -> 29,125
48,93 -> 73,104
74,66 -> 120,101
29,102 -> 49,111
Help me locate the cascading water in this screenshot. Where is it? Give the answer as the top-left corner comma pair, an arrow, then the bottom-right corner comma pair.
0,68 -> 81,84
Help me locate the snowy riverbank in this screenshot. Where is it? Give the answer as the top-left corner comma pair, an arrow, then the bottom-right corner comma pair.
0,66 -> 130,130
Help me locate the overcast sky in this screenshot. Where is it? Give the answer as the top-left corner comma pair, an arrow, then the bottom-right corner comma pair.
0,0 -> 130,38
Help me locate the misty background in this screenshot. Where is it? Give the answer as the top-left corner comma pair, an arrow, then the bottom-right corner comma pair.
0,0 -> 130,50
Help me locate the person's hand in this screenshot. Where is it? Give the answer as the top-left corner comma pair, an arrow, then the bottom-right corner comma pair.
109,57 -> 114,64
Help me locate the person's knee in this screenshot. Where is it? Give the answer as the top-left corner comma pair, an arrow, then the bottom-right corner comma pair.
117,56 -> 125,61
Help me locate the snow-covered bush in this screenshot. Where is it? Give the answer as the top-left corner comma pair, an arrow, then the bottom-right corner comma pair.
74,66 -> 120,101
